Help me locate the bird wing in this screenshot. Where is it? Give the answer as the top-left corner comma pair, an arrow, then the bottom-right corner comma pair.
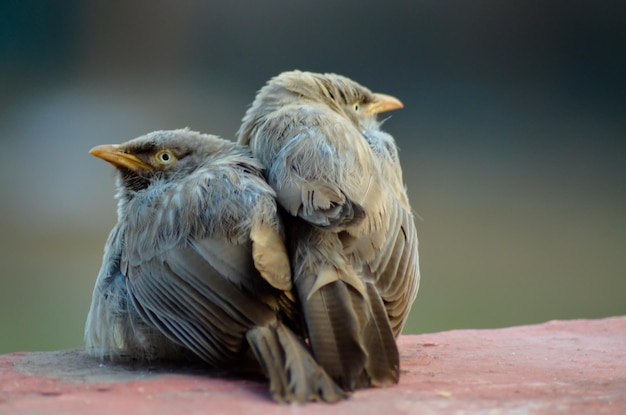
362,200 -> 420,336
123,236 -> 278,368
124,231 -> 344,402
85,222 -> 184,360
249,221 -> 292,292
85,222 -> 127,356
334,128 -> 420,336
259,104 -> 387,234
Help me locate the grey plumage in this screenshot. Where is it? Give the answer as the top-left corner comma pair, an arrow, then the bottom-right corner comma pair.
85,128 -> 344,402
237,71 -> 420,391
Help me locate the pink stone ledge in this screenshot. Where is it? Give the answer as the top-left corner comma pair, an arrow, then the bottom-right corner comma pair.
1,317 -> 624,415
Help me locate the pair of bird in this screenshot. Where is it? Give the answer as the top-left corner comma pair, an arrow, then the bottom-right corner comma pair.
85,70 -> 420,403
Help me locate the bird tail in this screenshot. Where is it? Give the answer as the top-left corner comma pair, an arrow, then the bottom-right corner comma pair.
290,228 -> 400,391
360,282 -> 400,387
246,321 -> 346,403
300,269 -> 399,390
301,271 -> 368,391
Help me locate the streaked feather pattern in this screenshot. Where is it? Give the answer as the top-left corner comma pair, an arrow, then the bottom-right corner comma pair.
237,71 -> 420,390
85,128 -> 344,402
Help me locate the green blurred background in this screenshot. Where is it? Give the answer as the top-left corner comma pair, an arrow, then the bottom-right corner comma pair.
1,1 -> 624,354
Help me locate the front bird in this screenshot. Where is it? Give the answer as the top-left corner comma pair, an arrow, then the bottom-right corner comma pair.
237,71 -> 420,391
84,128 -> 344,403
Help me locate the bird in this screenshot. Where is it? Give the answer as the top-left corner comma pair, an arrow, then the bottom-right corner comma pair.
84,128 -> 345,403
237,70 -> 420,391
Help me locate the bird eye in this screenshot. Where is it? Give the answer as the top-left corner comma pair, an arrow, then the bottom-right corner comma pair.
155,150 -> 176,165
353,103 -> 360,112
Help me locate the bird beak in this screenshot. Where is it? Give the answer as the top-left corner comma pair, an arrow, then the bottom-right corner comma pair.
89,144 -> 153,172
366,93 -> 404,115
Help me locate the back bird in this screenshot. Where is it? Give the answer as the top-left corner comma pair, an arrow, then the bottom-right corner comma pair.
237,70 -> 420,391
84,128 -> 344,402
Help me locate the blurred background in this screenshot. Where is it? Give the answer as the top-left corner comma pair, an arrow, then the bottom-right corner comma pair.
1,1 -> 624,354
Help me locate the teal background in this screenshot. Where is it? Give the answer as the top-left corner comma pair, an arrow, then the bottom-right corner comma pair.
1,1 -> 624,354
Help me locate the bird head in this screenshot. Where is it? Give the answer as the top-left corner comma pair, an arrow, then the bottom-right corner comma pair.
238,70 -> 403,143
89,128 -> 235,195
302,71 -> 403,128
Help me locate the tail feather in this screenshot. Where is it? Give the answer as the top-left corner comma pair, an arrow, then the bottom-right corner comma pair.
303,279 -> 368,390
289,225 -> 396,392
361,283 -> 400,387
246,321 -> 346,403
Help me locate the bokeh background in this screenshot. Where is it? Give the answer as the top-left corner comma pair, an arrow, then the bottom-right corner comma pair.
1,1 -> 624,354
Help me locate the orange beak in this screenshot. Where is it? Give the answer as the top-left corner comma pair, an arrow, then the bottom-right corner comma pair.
89,144 -> 152,172
366,93 -> 404,115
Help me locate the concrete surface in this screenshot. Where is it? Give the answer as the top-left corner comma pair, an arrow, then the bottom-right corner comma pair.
1,317 -> 624,414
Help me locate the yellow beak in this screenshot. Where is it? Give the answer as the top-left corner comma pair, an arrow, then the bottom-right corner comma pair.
366,93 -> 404,115
89,144 -> 152,172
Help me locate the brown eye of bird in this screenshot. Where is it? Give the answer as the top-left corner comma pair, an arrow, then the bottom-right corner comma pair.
155,150 -> 176,165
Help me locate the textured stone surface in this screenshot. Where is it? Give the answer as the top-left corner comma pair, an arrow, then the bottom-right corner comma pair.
1,317 -> 624,414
